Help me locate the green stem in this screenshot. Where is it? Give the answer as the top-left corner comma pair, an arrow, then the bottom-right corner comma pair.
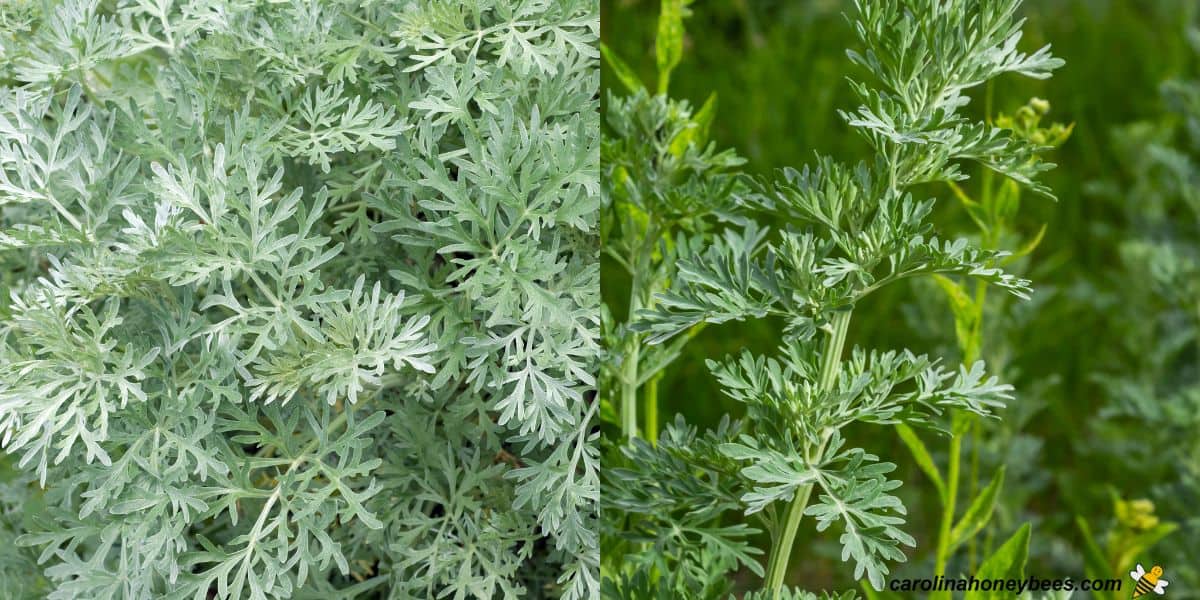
937,169 -> 1002,583
818,312 -> 852,391
967,416 -> 982,571
621,341 -> 640,441
934,281 -> 984,594
622,261 -> 647,441
933,418 -> 962,585
764,309 -> 852,595
622,226 -> 662,441
765,483 -> 816,593
644,374 -> 660,445
960,193 -> 999,573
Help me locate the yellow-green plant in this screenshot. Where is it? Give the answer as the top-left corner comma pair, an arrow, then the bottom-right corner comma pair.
1077,494 -> 1176,600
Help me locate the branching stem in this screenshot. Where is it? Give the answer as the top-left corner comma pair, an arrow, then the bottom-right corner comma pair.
765,308 -> 852,595
621,225 -> 660,441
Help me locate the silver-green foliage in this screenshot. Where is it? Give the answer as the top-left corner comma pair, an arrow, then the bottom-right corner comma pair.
0,0 -> 598,598
605,0 -> 1060,595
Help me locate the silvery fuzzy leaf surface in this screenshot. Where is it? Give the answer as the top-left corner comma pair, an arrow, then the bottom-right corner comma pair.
0,0 -> 599,598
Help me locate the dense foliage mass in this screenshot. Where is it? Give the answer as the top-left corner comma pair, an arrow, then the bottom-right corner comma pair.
0,1 -> 599,598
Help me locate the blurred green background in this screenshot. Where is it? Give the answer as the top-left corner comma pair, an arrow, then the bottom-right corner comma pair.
602,0 -> 1200,595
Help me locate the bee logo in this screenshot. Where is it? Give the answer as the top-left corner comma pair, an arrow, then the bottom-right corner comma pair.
1130,564 -> 1169,597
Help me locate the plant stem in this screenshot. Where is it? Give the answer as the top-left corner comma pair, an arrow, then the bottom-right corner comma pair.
959,182 -> 1000,573
933,417 -> 962,586
622,266 -> 645,440
765,482 -> 816,593
817,311 -> 852,391
622,226 -> 661,441
934,281 -> 984,595
621,340 -> 640,440
764,309 -> 853,595
967,416 -> 982,571
644,374 -> 660,444
935,159 -> 1002,584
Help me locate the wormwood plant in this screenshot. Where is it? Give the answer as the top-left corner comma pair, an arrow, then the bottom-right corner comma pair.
0,1 -> 599,598
599,0 -> 745,444
603,0 -> 1063,597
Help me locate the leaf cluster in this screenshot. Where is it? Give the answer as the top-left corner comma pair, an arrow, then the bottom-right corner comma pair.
0,0 -> 599,598
603,0 -> 1061,594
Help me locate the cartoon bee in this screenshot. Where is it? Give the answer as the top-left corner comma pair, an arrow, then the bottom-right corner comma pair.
1130,564 -> 1169,597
